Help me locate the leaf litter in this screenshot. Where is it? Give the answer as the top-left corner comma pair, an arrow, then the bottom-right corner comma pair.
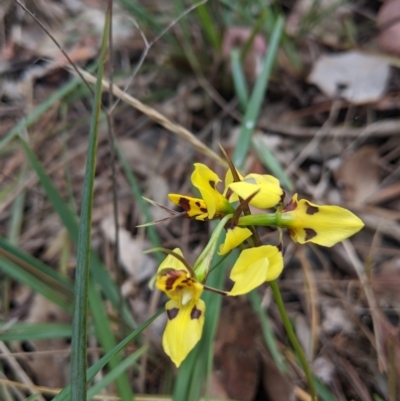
0,0 -> 400,400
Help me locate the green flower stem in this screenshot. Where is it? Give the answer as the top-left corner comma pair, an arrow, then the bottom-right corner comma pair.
238,213 -> 279,227
193,214 -> 233,282
269,280 -> 317,401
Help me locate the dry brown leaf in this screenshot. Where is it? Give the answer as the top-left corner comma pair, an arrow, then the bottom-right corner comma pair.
335,146 -> 381,204
377,0 -> 400,56
214,299 -> 261,401
19,294 -> 70,388
320,300 -> 354,335
261,352 -> 295,401
308,52 -> 390,104
101,215 -> 157,283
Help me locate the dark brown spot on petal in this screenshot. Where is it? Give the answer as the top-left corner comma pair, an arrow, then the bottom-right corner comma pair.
284,199 -> 297,212
178,197 -> 191,211
165,270 -> 183,290
209,180 -> 216,189
167,308 -> 179,320
195,201 -> 201,207
200,207 -> 207,213
306,204 -> 319,215
190,306 -> 202,320
304,228 -> 317,241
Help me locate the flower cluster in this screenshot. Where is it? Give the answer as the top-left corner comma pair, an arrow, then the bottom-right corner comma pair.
151,162 -> 364,367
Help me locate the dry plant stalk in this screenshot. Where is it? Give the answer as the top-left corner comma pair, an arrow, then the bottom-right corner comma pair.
78,69 -> 227,167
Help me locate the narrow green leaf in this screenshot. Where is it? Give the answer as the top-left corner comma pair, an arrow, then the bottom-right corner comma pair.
52,309 -> 164,401
88,280 -> 133,401
0,323 -> 72,341
116,0 -> 163,32
230,49 -> 249,110
70,6 -> 110,401
247,291 -> 287,372
230,44 -> 292,190
232,15 -> 284,170
194,0 -> 221,50
7,162 -> 27,243
240,10 -> 266,62
0,237 -> 73,291
251,135 -> 293,191
314,377 -> 339,401
87,346 -> 147,399
0,255 -> 72,312
20,137 -> 135,328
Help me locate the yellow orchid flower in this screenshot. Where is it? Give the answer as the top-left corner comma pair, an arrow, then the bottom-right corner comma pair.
156,249 -> 205,367
228,246 -> 284,295
169,163 -> 234,221
218,226 -> 252,255
277,194 -> 364,247
228,173 -> 283,209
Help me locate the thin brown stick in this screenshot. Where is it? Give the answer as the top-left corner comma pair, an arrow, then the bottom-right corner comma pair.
342,239 -> 387,372
78,69 -> 227,166
0,342 -> 46,401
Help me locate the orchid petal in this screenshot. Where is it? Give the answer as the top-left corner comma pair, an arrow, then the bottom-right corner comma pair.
163,299 -> 205,367
168,194 -> 208,220
281,194 -> 364,247
228,246 -> 284,295
218,226 -> 252,255
229,173 -> 283,209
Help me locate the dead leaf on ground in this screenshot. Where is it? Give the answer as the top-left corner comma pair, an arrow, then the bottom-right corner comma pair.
377,0 -> 400,56
308,52 -> 390,104
101,215 -> 157,284
335,146 -> 381,204
214,299 -> 261,401
15,294 -> 71,388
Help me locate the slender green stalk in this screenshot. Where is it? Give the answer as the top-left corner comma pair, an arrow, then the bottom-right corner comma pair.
232,15 -> 284,168
269,280 -> 317,400
238,213 -> 278,226
248,290 -> 286,373
53,309 -> 164,401
71,6 -> 110,401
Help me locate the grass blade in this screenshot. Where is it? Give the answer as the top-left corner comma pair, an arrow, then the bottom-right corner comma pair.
0,323 -> 72,341
87,346 -> 147,399
194,0 -> 221,50
248,290 -> 287,372
230,44 -> 292,190
88,280 -> 133,401
20,138 -> 135,328
52,309 -> 164,401
230,49 -> 249,110
70,6 -> 110,400
251,135 -> 293,191
232,15 -> 284,170
0,255 -> 72,312
0,237 -> 73,290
